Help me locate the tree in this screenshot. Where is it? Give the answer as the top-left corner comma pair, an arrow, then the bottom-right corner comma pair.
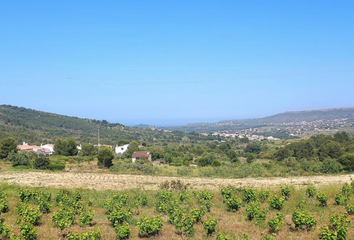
226,150 -> 239,163
54,138 -> 78,156
8,151 -> 31,167
97,147 -> 114,168
318,141 -> 343,160
33,155 -> 50,170
125,141 -> 140,158
245,143 -> 261,154
334,132 -> 350,143
80,143 -> 98,156
339,153 -> 354,172
0,137 -> 18,159
275,147 -> 292,161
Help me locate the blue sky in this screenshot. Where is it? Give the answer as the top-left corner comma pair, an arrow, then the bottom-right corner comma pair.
1,1 -> 353,126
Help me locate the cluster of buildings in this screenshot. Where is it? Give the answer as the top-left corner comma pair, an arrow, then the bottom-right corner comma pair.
202,132 -> 279,141
17,142 -> 55,156
17,142 -> 152,163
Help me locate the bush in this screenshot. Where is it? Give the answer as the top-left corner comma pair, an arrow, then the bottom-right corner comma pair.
203,216 -> 217,236
268,213 -> 284,232
115,222 -> 131,240
329,214 -> 350,240
67,228 -> 102,240
346,204 -> 354,215
243,188 -> 257,203
107,208 -> 132,226
246,201 -> 267,221
259,190 -> 270,203
49,163 -> 65,171
33,155 -> 50,170
320,214 -> 350,240
317,192 -> 328,207
225,197 -> 242,212
321,158 -> 341,174
19,223 -> 37,240
306,185 -> 316,198
292,210 -> 317,230
334,191 -> 350,206
319,226 -> 337,240
137,215 -> 163,237
78,210 -> 94,227
269,195 -> 285,210
0,221 -> 11,239
16,203 -> 43,225
52,207 -> 75,230
134,194 -> 148,207
281,185 -> 291,200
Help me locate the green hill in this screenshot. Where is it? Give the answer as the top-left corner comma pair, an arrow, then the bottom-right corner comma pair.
0,105 -> 189,145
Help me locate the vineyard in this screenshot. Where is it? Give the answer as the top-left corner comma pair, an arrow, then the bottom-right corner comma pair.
1,180 -> 354,239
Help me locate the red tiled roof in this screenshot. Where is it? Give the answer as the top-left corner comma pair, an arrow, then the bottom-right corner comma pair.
132,151 -> 150,158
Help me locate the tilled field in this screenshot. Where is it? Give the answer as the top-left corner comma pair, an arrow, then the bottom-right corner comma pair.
0,171 -> 353,190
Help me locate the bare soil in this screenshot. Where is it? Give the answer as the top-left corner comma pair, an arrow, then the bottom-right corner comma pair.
1,171 -> 354,190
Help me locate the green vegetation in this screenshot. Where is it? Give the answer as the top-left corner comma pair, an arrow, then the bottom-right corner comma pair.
0,182 -> 354,239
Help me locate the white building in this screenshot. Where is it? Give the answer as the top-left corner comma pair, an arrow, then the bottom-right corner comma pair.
115,144 -> 129,154
40,144 -> 55,155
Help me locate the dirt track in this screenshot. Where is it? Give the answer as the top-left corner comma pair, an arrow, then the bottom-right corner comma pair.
1,171 -> 354,191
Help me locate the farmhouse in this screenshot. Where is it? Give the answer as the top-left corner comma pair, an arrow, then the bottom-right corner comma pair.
115,144 -> 129,154
132,151 -> 152,163
17,142 -> 52,156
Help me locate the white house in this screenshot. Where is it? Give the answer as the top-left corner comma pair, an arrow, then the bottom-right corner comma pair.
41,144 -> 55,155
115,144 -> 129,154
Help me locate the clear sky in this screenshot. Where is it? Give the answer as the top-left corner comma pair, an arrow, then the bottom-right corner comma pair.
1,1 -> 353,126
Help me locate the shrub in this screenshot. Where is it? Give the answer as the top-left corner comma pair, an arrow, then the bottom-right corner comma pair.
67,228 -> 102,240
292,210 -> 317,230
0,199 -> 9,213
134,194 -> 147,207
33,155 -> 50,170
246,201 -> 267,221
259,190 -> 270,203
194,190 -> 213,212
329,214 -> 350,240
0,221 -> 11,239
203,216 -> 217,236
19,189 -> 32,202
19,223 -> 37,240
137,215 -> 163,237
317,192 -> 328,207
281,185 -> 291,200
107,208 -> 132,226
16,203 -> 42,225
78,210 -> 94,227
115,222 -> 131,240
268,213 -> 284,232
334,191 -> 349,206
243,188 -> 257,203
346,204 -> 354,215
52,207 -> 75,230
319,226 -> 337,240
216,233 -> 232,240
221,186 -> 233,201
225,197 -> 242,212
49,163 -> 65,171
246,201 -> 260,220
306,185 -> 316,197
269,195 -> 285,210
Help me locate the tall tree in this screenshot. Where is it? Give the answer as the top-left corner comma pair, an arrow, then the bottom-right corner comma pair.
97,146 -> 114,168
54,137 -> 78,156
0,137 -> 18,159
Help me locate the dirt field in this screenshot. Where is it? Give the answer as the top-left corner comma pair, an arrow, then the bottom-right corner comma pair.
1,171 -> 354,190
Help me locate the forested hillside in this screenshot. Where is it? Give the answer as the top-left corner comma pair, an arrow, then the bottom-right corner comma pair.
0,105 -> 213,145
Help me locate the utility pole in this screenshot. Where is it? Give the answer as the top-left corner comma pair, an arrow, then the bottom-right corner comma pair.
97,124 -> 101,149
